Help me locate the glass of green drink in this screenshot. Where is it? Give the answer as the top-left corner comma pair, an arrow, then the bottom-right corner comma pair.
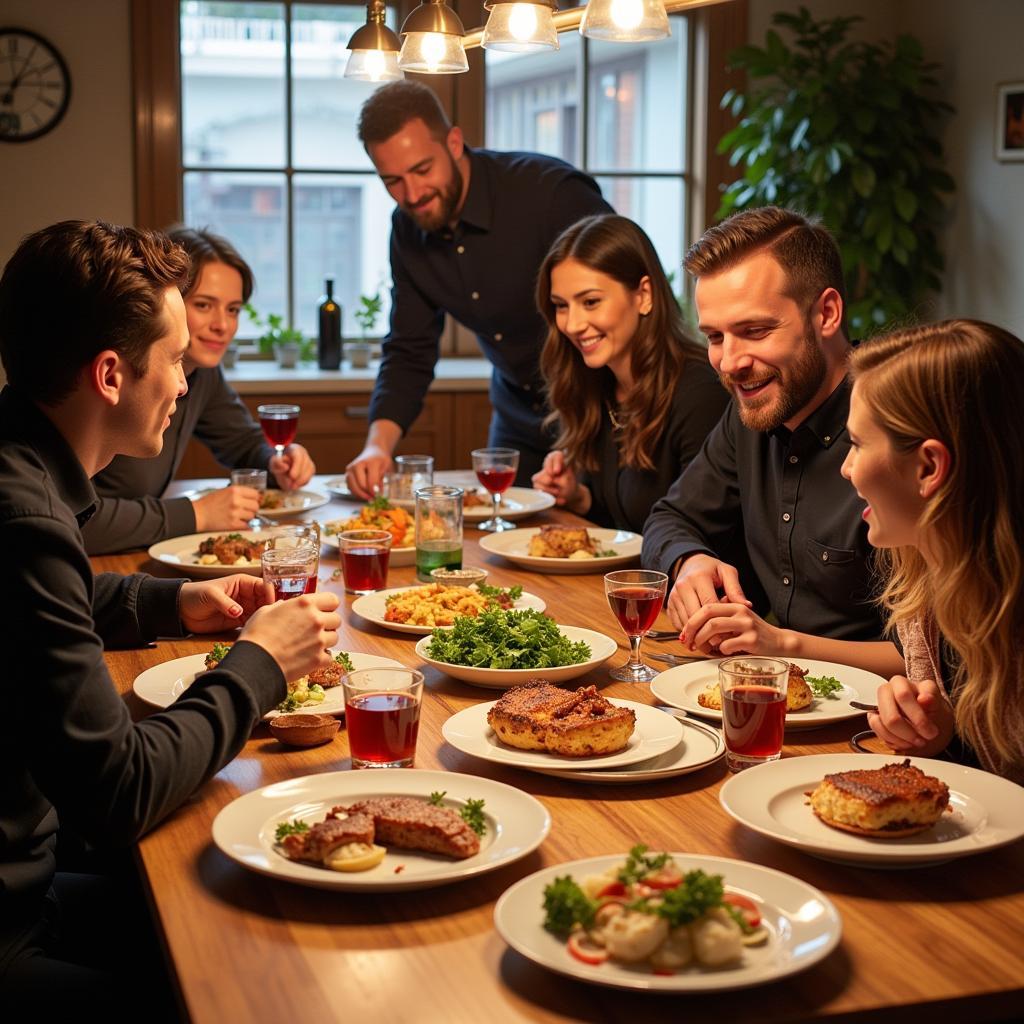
414,484 -> 464,582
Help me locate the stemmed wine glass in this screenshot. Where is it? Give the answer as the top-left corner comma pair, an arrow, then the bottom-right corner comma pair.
470,447 -> 519,532
257,404 -> 300,461
604,569 -> 668,682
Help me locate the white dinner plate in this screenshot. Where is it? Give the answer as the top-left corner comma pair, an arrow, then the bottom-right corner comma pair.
441,698 -> 683,770
650,658 -> 882,730
416,626 -> 618,688
323,476 -> 354,500
178,487 -> 329,518
320,530 -> 416,568
493,853 -> 841,992
351,585 -> 547,635
147,529 -> 277,578
212,769 -> 551,892
132,650 -> 403,720
529,716 -> 725,784
719,753 -> 1024,868
479,527 -> 642,574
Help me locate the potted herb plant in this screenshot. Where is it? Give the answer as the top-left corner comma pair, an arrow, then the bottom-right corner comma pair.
716,7 -> 955,335
244,304 -> 315,368
346,289 -> 384,368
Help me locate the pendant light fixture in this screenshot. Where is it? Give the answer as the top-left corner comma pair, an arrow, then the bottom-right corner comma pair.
482,0 -> 559,53
345,0 -> 403,82
398,0 -> 469,74
579,0 -> 670,42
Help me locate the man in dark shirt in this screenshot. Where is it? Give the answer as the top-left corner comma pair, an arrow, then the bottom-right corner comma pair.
641,207 -> 903,677
344,81 -> 612,497
0,221 -> 341,1012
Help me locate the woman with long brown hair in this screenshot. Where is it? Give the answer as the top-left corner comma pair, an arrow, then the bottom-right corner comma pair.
842,318 -> 1024,781
532,215 -> 727,533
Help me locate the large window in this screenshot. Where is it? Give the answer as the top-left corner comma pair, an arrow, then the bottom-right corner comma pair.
180,1 -> 394,338
485,15 -> 689,281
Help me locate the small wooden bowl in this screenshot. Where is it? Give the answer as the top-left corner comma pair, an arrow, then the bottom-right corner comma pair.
269,713 -> 340,748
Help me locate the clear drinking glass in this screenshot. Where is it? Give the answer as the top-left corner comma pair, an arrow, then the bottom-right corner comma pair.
385,454 -> 434,503
719,656 -> 789,773
343,668 -> 424,769
257,404 -> 300,460
604,569 -> 668,682
338,528 -> 392,594
261,542 -> 319,600
230,468 -> 268,530
414,485 -> 464,582
470,447 -> 520,532
267,524 -> 320,583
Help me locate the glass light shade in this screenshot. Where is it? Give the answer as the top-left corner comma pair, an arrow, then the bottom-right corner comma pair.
482,4 -> 559,53
345,49 -> 404,81
580,0 -> 670,41
399,32 -> 469,73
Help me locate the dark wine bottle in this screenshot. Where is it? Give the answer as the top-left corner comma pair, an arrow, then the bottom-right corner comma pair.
317,277 -> 342,370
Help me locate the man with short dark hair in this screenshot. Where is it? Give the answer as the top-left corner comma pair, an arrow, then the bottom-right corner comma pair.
641,206 -> 903,676
345,81 -> 613,496
0,220 -> 341,1012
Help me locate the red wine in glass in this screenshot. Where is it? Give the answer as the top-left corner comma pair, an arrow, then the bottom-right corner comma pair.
271,572 -> 313,601
342,546 -> 390,593
476,466 -> 516,495
608,587 -> 664,636
722,685 -> 786,758
345,691 -> 420,766
257,404 -> 300,457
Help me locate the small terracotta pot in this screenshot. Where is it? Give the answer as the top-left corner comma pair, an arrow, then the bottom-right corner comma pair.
269,712 -> 340,747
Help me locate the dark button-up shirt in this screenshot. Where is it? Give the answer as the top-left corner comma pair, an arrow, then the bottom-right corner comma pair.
368,148 -> 613,467
0,385 -> 284,925
642,379 -> 885,641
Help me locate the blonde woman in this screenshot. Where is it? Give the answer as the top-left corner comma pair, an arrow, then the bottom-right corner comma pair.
842,318 -> 1024,781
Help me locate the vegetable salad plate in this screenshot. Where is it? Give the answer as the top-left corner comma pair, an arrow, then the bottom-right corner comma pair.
415,626 -> 618,688
493,853 -> 841,991
528,715 -> 725,784
478,528 -> 642,574
132,650 -> 403,720
212,769 -> 551,892
441,699 -> 683,770
147,529 -> 273,579
321,530 -> 415,567
719,753 -> 1024,868
351,585 -> 546,635
651,658 -> 882,730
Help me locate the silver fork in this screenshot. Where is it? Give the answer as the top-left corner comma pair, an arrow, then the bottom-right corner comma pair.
648,651 -> 705,666
647,630 -> 681,641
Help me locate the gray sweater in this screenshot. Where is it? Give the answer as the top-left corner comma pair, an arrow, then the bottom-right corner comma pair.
83,365 -> 274,554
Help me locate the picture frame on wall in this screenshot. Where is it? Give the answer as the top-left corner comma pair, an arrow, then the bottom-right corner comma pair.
996,81 -> 1024,162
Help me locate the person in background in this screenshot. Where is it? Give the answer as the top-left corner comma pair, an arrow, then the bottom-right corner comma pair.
344,81 -> 612,497
641,206 -> 903,678
531,214 -> 728,534
82,227 -> 316,555
0,220 -> 341,1014
843,319 -> 1024,782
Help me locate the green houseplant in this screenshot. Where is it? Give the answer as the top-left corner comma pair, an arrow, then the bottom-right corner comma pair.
716,8 -> 955,335
353,289 -> 384,338
244,304 -> 315,367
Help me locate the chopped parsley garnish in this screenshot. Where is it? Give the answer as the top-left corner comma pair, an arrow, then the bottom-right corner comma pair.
334,651 -> 355,671
641,870 -> 725,928
225,533 -> 245,541
542,876 -> 597,935
617,844 -> 671,885
209,642 -> 231,663
477,582 -> 523,602
427,791 -> 487,836
368,495 -> 393,511
428,790 -> 446,806
806,675 -> 844,699
596,548 -> 618,557
274,819 -> 309,842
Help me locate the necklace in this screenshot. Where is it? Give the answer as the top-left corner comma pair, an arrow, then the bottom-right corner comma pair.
606,403 -> 624,430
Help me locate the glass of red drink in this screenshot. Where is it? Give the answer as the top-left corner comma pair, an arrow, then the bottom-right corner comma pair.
470,446 -> 520,532
256,404 -> 300,460
342,668 -> 424,769
604,569 -> 668,682
338,529 -> 392,594
719,656 -> 789,772
261,542 -> 318,601
267,525 -> 320,592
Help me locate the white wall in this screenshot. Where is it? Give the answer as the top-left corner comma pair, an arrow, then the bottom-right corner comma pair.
748,0 -> 1024,335
0,0 -> 134,262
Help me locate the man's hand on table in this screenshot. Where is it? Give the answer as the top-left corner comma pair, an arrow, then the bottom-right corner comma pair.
179,575 -> 275,633
666,553 -> 754,652
192,486 -> 261,532
270,443 -> 315,490
346,419 -> 402,500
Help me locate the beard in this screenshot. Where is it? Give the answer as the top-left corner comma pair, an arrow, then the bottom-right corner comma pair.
719,320 -> 828,432
403,155 -> 464,232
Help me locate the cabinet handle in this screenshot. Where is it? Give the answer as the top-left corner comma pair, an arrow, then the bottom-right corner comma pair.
345,405 -> 371,419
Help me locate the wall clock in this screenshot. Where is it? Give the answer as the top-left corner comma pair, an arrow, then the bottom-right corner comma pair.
0,27 -> 72,142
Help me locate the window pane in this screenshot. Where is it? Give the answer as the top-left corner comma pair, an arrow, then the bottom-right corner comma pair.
291,4 -> 396,170
292,172 -> 393,339
594,175 -> 684,279
484,33 -> 582,164
586,15 -> 687,172
183,170 -> 287,332
181,2 -> 287,169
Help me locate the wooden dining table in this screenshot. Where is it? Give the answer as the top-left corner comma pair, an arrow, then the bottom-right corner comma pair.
92,476 -> 1024,1024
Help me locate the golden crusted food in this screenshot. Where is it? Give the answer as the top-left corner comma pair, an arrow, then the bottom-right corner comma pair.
197,533 -> 268,566
487,682 -> 635,757
697,663 -> 813,712
527,525 -> 598,559
807,759 -> 951,838
383,583 -> 512,626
